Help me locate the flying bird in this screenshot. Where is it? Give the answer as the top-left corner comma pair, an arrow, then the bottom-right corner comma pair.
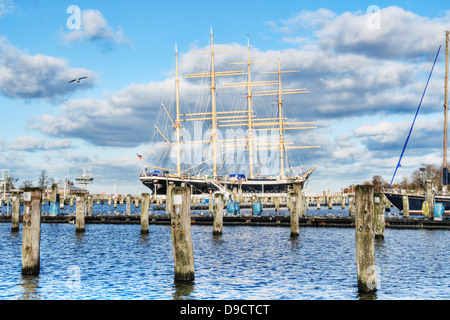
69,77 -> 87,83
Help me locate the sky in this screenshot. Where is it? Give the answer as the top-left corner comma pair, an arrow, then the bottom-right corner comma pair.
0,0 -> 450,195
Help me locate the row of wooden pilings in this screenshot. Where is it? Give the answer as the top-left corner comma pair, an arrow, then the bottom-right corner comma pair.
18,184 -> 383,293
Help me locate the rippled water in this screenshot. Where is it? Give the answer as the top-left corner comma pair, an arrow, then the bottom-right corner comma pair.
0,207 -> 448,300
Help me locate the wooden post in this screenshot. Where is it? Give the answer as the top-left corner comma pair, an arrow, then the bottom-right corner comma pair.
166,182 -> 175,216
402,193 -> 409,218
425,180 -> 434,219
341,197 -> 345,209
238,187 -> 242,204
355,185 -> 376,293
135,196 -> 139,208
374,192 -> 385,239
348,194 -> 355,216
75,194 -> 86,233
213,193 -> 224,235
317,197 -> 321,210
208,194 -> 213,215
22,190 -> 42,276
140,193 -> 150,234
170,186 -> 195,282
113,197 -> 117,209
328,197 -> 333,210
50,183 -> 57,202
385,198 -> 391,212
294,183 -> 303,235
126,195 -> 131,214
289,192 -> 298,238
274,197 -> 280,214
87,196 -> 93,216
11,194 -> 20,232
302,198 -> 308,217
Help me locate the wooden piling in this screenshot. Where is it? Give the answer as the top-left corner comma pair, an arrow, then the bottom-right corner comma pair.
402,193 -> 409,218
355,185 -> 376,293
126,195 -> 131,214
166,182 -> 175,216
374,192 -> 385,239
238,187 -> 242,204
274,197 -> 280,214
170,186 -> 195,282
75,194 -> 86,233
213,193 -> 224,235
425,180 -> 434,219
11,195 -> 20,232
348,194 -> 355,217
22,190 -> 42,276
50,184 -> 57,202
87,196 -> 93,216
140,193 -> 150,234
209,194 -> 213,215
385,199 -> 391,212
290,184 -> 302,237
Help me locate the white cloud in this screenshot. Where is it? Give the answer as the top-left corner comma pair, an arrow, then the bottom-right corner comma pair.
62,9 -> 132,50
9,136 -> 72,152
0,0 -> 14,18
266,8 -> 336,35
268,6 -> 450,60
0,37 -> 97,101
28,79 -> 191,147
318,6 -> 450,59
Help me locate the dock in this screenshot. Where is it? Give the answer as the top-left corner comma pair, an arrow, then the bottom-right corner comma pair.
0,213 -> 448,230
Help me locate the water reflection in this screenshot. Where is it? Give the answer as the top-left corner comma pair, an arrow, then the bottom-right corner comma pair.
357,292 -> 378,300
19,275 -> 41,300
212,234 -> 224,243
172,281 -> 196,300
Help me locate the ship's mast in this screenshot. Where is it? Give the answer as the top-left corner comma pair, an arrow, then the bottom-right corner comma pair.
276,54 -> 285,179
255,55 -> 316,179
444,31 -> 449,187
184,29 -> 245,177
223,36 -> 274,178
246,37 -> 255,178
209,29 -> 219,176
175,43 -> 181,175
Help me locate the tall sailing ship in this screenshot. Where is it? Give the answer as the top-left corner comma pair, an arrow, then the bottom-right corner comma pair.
139,31 -> 318,196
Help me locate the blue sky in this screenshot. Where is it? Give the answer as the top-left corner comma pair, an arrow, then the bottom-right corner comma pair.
1,0 -> 450,194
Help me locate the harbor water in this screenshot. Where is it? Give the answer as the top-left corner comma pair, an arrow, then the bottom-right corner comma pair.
0,205 -> 448,300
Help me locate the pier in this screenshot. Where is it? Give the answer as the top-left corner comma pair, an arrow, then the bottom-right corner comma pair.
1,210 -> 448,229
1,190 -> 448,230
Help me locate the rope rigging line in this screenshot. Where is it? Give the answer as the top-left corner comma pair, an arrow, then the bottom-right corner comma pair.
389,43 -> 442,188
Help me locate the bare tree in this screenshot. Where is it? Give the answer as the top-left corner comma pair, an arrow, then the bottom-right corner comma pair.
20,180 -> 34,190
37,170 -> 54,192
371,175 -> 387,192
